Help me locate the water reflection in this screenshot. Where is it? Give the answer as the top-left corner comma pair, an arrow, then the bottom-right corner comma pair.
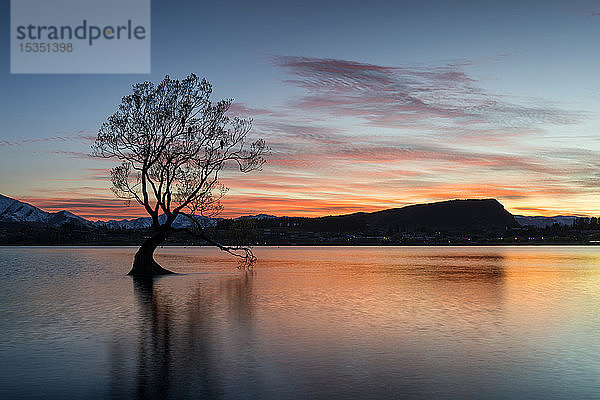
2,246 -> 599,400
413,254 -> 506,281
411,253 -> 507,315
119,252 -> 512,399
132,277 -> 173,399
123,273 -> 257,399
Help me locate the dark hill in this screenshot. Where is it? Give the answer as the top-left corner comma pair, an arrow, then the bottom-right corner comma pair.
367,198 -> 518,230
286,199 -> 518,232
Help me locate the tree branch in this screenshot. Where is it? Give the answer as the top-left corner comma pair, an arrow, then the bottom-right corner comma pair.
178,213 -> 256,268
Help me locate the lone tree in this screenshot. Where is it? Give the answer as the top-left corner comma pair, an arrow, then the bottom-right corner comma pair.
93,74 -> 267,276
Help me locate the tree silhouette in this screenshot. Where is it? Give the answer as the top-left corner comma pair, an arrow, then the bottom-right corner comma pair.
93,74 -> 267,275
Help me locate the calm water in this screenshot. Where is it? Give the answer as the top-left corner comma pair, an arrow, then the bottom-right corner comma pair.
0,246 -> 599,399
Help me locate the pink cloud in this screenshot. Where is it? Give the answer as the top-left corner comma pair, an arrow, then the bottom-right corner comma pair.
272,56 -> 583,130
19,195 -> 148,220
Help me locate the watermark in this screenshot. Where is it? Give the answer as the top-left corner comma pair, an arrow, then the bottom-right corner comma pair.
11,0 -> 150,73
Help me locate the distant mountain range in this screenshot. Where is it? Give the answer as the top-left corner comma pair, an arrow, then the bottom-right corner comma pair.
0,193 -> 269,229
0,194 -> 92,227
514,215 -> 576,228
0,193 -> 580,231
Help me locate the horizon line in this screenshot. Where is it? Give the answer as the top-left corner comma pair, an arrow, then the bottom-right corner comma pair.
2,193 -> 594,222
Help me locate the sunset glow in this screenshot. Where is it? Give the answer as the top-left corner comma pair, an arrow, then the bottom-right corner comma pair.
2,1 -> 600,220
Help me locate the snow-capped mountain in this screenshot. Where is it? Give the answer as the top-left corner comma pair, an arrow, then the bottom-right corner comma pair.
0,194 -> 217,229
514,215 -> 577,228
0,194 -> 92,227
0,193 -> 52,223
95,213 -> 218,229
47,210 -> 94,227
234,214 -> 277,221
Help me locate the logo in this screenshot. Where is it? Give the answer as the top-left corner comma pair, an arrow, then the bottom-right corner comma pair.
15,20 -> 147,46
11,0 -> 151,74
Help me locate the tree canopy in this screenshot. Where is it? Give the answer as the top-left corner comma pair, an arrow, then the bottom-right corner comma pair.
93,74 -> 268,275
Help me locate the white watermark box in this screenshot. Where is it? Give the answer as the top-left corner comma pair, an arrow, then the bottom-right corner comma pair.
11,0 -> 150,73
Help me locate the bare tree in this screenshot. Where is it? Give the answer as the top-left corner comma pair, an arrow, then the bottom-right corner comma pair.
93,74 -> 268,276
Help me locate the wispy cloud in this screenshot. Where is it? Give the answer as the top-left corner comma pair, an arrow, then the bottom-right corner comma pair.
20,194 -> 148,220
193,55 -> 596,217
228,103 -> 284,118
48,150 -> 95,159
11,56 -> 596,219
0,130 -> 95,147
272,56 -> 583,130
42,168 -> 112,182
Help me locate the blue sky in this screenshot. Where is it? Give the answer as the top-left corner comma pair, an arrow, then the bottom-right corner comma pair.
1,0 -> 600,219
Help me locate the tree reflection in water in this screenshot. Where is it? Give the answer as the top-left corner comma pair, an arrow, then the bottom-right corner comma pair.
124,272 -> 256,399
107,250 -> 510,400
5,247 -> 597,400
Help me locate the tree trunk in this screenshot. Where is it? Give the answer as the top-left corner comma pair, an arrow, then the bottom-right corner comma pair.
128,228 -> 174,276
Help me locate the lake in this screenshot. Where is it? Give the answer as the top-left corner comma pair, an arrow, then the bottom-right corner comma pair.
0,246 -> 599,399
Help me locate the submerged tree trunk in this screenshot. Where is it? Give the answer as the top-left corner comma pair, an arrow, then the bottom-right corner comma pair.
128,228 -> 174,276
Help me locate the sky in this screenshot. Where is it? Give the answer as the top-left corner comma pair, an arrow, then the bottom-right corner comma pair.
1,0 -> 600,220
